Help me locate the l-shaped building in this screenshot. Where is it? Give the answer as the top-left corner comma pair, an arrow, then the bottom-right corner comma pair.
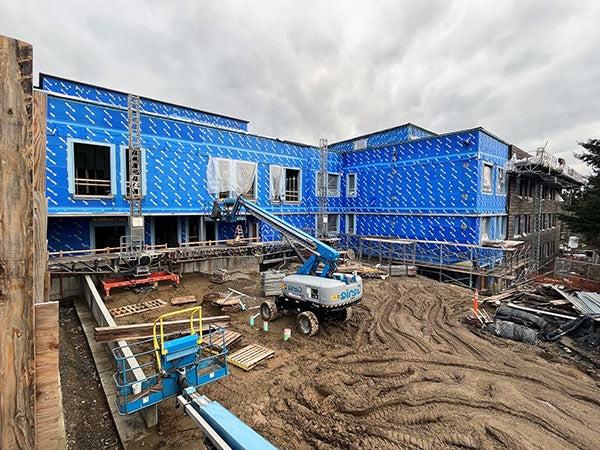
39,74 -> 583,290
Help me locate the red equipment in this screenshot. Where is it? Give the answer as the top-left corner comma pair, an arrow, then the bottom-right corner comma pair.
101,271 -> 180,298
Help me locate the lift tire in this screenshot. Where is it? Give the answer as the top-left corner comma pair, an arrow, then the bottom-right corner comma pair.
297,311 -> 319,336
260,300 -> 278,322
335,307 -> 352,322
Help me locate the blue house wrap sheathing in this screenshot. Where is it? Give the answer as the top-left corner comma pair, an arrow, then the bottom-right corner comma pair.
40,73 -> 508,268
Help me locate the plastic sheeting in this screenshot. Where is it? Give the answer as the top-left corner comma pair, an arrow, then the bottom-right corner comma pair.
207,157 -> 257,196
488,320 -> 539,345
269,165 -> 284,202
495,305 -> 548,330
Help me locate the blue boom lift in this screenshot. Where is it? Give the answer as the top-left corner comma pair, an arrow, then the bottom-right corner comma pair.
212,196 -> 363,336
112,307 -> 276,449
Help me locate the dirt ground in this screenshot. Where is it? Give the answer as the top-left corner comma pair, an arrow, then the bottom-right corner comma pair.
59,301 -> 121,450
66,269 -> 600,449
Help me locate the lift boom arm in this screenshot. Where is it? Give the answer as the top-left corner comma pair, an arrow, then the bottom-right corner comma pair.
220,196 -> 340,278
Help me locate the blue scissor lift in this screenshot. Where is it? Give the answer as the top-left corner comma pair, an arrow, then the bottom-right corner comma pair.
112,307 -> 275,449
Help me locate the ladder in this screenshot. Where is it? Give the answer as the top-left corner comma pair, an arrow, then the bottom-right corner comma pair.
127,94 -> 144,246
317,138 -> 328,237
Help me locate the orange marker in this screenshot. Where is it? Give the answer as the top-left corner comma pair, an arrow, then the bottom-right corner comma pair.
473,289 -> 479,315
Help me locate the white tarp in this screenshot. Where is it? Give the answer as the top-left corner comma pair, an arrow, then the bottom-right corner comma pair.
270,164 -> 284,202
483,164 -> 493,192
207,157 -> 257,196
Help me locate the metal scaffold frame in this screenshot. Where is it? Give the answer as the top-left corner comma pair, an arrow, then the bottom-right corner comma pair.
339,235 -> 530,291
124,94 -> 144,252
506,146 -> 585,273
47,239 -> 293,275
317,138 -> 328,238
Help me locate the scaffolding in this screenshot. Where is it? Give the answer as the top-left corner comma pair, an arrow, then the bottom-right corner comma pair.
47,239 -> 292,275
126,94 -> 144,246
339,235 -> 530,292
506,146 -> 585,272
317,138 -> 328,238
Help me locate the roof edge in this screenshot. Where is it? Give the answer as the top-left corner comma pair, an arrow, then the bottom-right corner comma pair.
38,72 -> 249,125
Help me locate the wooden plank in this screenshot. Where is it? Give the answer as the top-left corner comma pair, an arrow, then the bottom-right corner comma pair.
94,315 -> 231,342
227,344 -> 274,371
170,294 -> 197,306
205,329 -> 242,350
34,302 -> 59,449
109,299 -> 167,318
0,35 -> 35,449
32,90 -> 48,307
97,322 -> 228,342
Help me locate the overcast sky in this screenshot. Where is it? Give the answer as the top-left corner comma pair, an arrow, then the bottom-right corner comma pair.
2,0 -> 599,174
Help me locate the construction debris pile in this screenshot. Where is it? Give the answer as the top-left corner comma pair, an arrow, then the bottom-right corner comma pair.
480,282 -> 600,347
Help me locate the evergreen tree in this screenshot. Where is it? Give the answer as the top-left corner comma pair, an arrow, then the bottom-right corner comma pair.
560,139 -> 600,248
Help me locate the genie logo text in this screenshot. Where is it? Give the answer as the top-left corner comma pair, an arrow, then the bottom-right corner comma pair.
330,286 -> 362,302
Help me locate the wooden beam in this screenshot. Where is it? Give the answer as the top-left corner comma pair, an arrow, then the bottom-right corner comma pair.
32,90 -> 48,305
94,315 -> 231,342
33,302 -> 59,449
0,35 -> 35,449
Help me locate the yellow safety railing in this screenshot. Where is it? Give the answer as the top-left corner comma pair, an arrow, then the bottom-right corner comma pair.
152,306 -> 203,370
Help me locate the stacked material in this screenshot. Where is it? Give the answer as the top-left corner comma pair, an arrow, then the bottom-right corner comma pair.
389,265 -> 417,277
551,288 -> 600,315
480,279 -> 600,347
336,263 -> 387,279
261,270 -> 286,296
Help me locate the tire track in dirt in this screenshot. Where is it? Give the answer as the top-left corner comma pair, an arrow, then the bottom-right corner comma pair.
200,275 -> 600,449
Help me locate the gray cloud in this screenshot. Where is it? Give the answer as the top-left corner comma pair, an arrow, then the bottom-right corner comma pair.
2,0 -> 598,174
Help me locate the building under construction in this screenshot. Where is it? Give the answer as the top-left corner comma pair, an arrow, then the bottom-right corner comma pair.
38,73 -> 587,293
3,35 -> 599,450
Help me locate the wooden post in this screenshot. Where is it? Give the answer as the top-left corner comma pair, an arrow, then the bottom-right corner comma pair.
0,35 -> 36,449
32,86 -> 62,447
32,90 -> 49,304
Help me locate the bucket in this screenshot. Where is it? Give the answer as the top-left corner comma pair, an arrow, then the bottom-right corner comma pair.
283,328 -> 292,341
263,321 -> 269,332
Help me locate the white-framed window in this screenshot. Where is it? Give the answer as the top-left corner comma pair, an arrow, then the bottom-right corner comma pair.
270,165 -> 284,202
481,217 -> 490,241
346,173 -> 357,197
207,157 -> 258,200
270,165 -> 301,203
120,146 -> 147,198
67,139 -> 116,198
496,167 -> 506,194
497,216 -> 507,239
346,214 -> 356,235
316,171 -> 341,197
316,214 -> 340,235
218,173 -> 256,200
482,163 -> 493,193
284,168 -> 301,203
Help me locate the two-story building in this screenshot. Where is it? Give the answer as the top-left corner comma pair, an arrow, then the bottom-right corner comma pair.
40,73 -> 516,290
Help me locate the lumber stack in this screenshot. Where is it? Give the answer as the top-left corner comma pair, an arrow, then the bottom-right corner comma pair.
389,265 -> 417,277
170,295 -> 197,306
94,315 -> 230,342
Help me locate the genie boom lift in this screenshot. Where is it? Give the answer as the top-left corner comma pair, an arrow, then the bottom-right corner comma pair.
212,196 -> 363,336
